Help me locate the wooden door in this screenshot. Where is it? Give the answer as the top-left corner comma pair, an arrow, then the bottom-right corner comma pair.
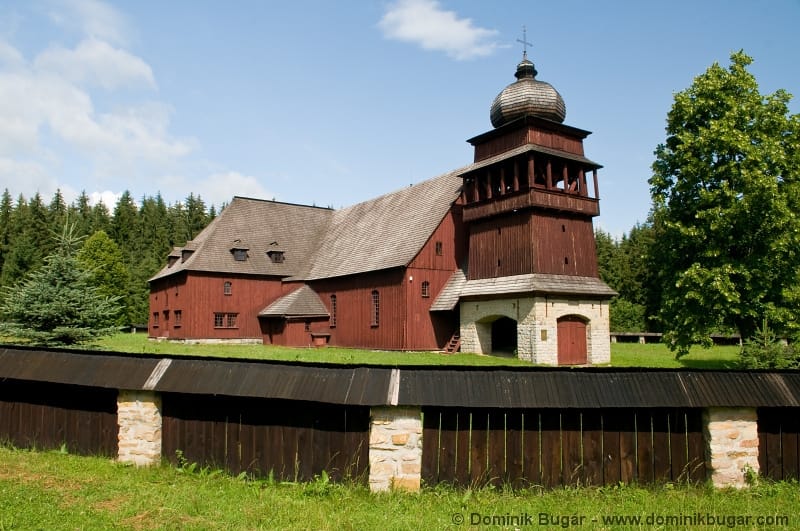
557,316 -> 587,365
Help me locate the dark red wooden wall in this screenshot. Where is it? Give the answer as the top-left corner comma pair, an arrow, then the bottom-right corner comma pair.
150,272 -> 285,340
467,211 -> 597,280
532,213 -> 598,277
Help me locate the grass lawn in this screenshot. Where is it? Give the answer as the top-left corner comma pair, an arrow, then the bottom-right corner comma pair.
87,332 -> 742,369
0,446 -> 796,530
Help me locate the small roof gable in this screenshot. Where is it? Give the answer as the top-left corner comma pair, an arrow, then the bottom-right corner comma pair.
300,172 -> 463,280
258,285 -> 329,318
150,198 -> 333,282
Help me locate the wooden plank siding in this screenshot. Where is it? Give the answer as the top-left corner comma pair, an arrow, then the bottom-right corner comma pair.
0,379 -> 117,456
758,408 -> 800,481
422,407 -> 706,488
161,393 -> 369,482
473,124 -> 586,162
150,271 -> 285,340
467,211 -> 597,280
467,214 -> 534,280
404,208 -> 463,350
532,213 -> 598,277
309,269 -> 407,350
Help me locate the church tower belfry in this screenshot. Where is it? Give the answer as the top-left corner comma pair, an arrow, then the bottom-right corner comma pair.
451,49 -> 615,365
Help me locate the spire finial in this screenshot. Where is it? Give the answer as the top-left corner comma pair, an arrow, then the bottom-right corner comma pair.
516,25 -> 533,60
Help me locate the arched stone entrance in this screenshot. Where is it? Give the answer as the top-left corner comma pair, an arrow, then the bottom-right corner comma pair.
557,315 -> 588,365
491,316 -> 517,354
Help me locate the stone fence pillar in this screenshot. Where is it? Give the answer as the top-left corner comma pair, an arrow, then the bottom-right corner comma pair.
117,390 -> 162,466
704,407 -> 759,488
369,406 -> 422,492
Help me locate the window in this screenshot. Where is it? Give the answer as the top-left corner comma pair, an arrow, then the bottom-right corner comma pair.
214,312 -> 238,328
267,250 -> 285,264
174,310 -> 182,327
224,281 -> 232,295
304,320 -> 311,332
421,280 -> 430,298
232,249 -> 247,261
435,241 -> 443,256
152,312 -> 159,327
371,290 -> 380,327
330,295 -> 337,328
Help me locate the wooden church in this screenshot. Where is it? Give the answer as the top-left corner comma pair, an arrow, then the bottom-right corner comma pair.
148,51 -> 615,365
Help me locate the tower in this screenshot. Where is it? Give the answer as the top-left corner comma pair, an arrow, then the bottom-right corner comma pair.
453,52 -> 615,364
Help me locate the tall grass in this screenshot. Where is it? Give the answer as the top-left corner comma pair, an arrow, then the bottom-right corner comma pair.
0,446 -> 796,530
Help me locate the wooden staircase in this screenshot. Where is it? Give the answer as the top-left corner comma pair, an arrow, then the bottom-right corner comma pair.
444,333 -> 461,354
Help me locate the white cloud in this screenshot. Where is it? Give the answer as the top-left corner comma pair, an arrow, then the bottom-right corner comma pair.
194,171 -> 275,206
48,0 -> 131,46
89,190 -> 120,208
34,38 -> 156,90
0,35 -> 192,194
379,0 -> 500,60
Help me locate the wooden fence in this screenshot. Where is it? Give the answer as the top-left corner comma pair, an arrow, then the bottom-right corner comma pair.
0,373 -> 799,488
758,408 -> 800,481
161,393 -> 369,481
0,379 -> 117,456
422,407 -> 707,487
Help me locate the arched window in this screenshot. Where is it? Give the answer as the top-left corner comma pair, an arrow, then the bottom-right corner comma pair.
421,280 -> 430,298
371,290 -> 380,327
223,281 -> 232,295
330,294 -> 337,328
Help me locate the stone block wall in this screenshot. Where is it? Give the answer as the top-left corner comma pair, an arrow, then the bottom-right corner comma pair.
117,390 -> 162,466
459,295 -> 610,365
704,407 -> 759,488
368,407 -> 422,492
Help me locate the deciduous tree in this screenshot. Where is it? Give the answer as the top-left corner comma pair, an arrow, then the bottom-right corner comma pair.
649,51 -> 800,356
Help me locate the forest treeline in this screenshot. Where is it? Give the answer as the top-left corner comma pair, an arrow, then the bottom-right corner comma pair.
0,189 -> 216,326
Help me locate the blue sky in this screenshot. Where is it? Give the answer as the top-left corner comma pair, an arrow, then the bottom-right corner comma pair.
0,0 -> 798,237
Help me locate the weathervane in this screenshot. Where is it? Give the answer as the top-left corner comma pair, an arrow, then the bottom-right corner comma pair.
516,25 -> 533,59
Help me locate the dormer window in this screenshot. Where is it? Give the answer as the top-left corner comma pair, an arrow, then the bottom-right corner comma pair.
267,250 -> 285,264
181,249 -> 194,263
230,239 -> 249,262
167,256 -> 179,267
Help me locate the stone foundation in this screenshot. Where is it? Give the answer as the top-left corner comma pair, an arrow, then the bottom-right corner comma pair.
704,407 -> 759,488
460,295 -> 610,365
117,390 -> 162,466
369,407 -> 422,492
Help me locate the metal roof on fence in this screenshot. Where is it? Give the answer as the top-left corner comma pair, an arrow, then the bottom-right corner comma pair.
1,345 -> 799,408
0,346 -> 159,390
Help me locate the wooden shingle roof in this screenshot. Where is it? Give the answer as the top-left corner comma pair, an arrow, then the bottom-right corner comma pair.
258,285 -> 329,318
431,270 -> 616,310
299,172 -> 463,281
150,197 -> 333,282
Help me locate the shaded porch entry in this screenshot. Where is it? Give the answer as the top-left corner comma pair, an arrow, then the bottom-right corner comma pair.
557,315 -> 587,365
491,316 -> 517,355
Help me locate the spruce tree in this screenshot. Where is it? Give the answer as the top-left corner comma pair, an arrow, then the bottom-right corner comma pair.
0,223 -> 122,345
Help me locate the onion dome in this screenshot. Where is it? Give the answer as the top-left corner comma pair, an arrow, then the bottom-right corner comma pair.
489,52 -> 566,127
